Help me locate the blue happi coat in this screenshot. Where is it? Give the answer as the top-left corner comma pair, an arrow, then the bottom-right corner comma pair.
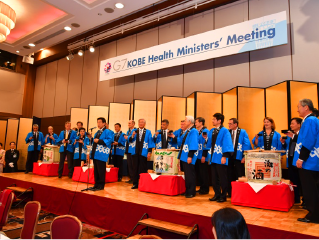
74,137 -> 90,160
283,136 -> 292,168
174,129 -> 184,148
112,132 -> 126,156
126,128 -> 137,153
25,132 -> 45,151
293,116 -> 319,171
44,133 -> 59,145
232,129 -> 252,160
252,131 -> 282,151
129,129 -> 155,158
153,130 -> 177,149
90,128 -> 114,162
57,130 -> 77,153
197,128 -> 210,159
178,128 -> 198,165
206,127 -> 234,165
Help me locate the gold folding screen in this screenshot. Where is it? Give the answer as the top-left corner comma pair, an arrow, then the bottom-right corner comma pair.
133,100 -> 157,134
17,118 -> 33,171
223,88 -> 238,124
88,106 -> 109,136
186,93 -> 195,117
5,119 -> 19,150
0,120 -> 7,148
196,92 -> 222,130
109,103 -> 130,133
238,87 -> 265,141
290,81 -> 318,119
158,96 -> 186,131
70,108 -> 89,130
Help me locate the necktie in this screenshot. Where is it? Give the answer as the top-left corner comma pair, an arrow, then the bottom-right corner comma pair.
231,130 -> 235,146
162,130 -> 167,148
65,131 -> 69,147
139,129 -> 143,141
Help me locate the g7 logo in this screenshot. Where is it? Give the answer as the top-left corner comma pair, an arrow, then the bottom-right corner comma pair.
113,58 -> 127,71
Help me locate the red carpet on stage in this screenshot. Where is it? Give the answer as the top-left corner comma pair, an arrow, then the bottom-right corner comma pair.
0,176 -> 315,239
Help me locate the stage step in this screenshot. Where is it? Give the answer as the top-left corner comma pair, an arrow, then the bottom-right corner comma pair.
126,234 -> 142,240
128,213 -> 198,239
6,184 -> 33,207
139,218 -> 197,236
7,187 -> 33,193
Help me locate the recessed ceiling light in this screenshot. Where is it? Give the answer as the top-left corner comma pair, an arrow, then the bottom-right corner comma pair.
29,43 -> 35,47
64,26 -> 72,31
40,48 -> 44,50
89,45 -> 95,53
16,50 -> 19,53
115,3 -> 124,9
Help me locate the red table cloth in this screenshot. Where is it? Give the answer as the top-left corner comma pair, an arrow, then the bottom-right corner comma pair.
33,163 -> 69,177
72,167 -> 119,184
231,181 -> 295,212
138,173 -> 186,196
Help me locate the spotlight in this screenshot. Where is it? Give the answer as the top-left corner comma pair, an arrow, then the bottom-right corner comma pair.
40,48 -> 44,50
115,3 -> 124,8
64,26 -> 72,31
89,45 -> 95,53
16,50 -> 19,53
29,43 -> 35,47
78,50 -> 84,56
66,53 -> 74,61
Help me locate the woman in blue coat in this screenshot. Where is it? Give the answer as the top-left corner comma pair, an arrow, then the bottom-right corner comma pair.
252,117 -> 282,151
73,128 -> 90,167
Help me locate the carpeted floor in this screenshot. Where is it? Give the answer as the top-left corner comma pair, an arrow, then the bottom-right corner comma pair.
3,206 -> 126,239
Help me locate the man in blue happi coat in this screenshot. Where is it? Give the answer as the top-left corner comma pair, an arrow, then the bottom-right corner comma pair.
25,124 -> 44,173
153,119 -> 176,149
111,123 -> 126,181
293,99 -> 319,223
124,120 -> 136,184
129,119 -> 155,189
194,117 -> 210,195
89,117 -> 114,191
227,118 -> 252,196
203,113 -> 234,202
57,121 -> 77,178
177,116 -> 198,198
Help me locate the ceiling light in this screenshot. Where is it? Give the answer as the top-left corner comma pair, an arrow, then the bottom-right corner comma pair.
16,50 -> 19,53
64,26 -> 72,31
66,53 -> 74,61
115,3 -> 124,9
89,45 -> 95,53
29,43 -> 35,47
0,2 -> 16,42
40,48 -> 44,50
78,50 -> 84,56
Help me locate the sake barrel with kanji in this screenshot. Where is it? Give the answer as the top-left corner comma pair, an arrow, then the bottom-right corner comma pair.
153,149 -> 180,175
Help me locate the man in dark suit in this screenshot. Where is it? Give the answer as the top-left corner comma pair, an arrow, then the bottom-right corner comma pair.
5,142 -> 19,173
281,117 -> 302,204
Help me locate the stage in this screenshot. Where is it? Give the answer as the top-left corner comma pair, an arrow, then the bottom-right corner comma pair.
0,172 -> 318,239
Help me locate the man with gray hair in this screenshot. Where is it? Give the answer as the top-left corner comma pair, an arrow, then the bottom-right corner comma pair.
129,118 -> 155,189
293,99 -> 319,223
177,116 -> 198,198
25,124 -> 44,173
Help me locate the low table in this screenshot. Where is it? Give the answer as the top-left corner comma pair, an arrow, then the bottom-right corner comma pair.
72,167 -> 119,184
138,173 -> 186,196
231,181 -> 295,212
33,163 -> 69,177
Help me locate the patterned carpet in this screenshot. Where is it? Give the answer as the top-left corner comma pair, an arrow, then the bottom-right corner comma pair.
3,206 -> 126,239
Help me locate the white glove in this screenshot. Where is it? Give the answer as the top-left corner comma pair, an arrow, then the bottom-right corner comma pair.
9,162 -> 14,168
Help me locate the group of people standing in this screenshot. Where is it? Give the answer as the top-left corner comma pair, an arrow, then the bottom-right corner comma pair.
0,141 -> 19,173
8,98 -> 319,224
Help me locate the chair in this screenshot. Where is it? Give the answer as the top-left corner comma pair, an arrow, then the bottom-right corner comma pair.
20,201 -> 41,239
50,215 -> 82,239
0,189 -> 15,231
138,235 -> 163,240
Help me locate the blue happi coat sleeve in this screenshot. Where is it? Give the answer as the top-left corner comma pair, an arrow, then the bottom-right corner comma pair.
39,132 -> 45,146
57,131 -> 64,145
221,128 -> 234,154
242,130 -> 252,151
69,130 -> 77,145
118,133 -> 127,147
147,131 -> 155,149
252,131 -> 263,148
188,129 -> 199,151
298,118 -> 318,151
25,132 -> 32,144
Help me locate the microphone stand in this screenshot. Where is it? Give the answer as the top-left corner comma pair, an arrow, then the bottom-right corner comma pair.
81,128 -> 95,191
